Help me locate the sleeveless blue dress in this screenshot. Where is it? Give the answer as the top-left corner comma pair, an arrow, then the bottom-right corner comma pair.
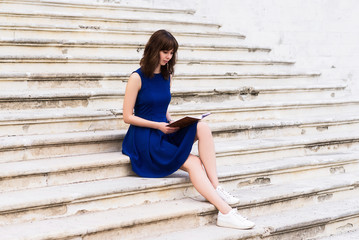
122,68 -> 198,178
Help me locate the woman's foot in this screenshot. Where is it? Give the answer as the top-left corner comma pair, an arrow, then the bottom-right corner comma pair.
217,208 -> 255,230
216,186 -> 240,205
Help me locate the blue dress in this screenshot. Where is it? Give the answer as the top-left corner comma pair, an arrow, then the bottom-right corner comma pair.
122,68 -> 198,178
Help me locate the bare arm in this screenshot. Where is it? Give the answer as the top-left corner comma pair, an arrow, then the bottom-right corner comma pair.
123,72 -> 178,134
166,74 -> 174,123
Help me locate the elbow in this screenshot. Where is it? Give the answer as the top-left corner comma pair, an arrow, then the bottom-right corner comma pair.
123,113 -> 132,124
123,115 -> 130,124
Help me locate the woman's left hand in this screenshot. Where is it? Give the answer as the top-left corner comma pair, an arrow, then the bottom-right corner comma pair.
157,122 -> 179,134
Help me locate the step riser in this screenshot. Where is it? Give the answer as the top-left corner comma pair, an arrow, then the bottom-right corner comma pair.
3,120 -> 359,164
1,162 -> 358,229
0,62 -> 292,74
82,214 -> 213,240
0,2 -> 195,19
244,187 -> 359,221
264,216 -> 359,240
236,174 -> 359,229
0,75 -> 129,90
172,77 -> 322,89
213,121 -> 359,142
0,45 -> 269,60
238,89 -> 345,102
0,163 -> 133,193
0,140 -> 121,163
179,48 -> 270,60
267,161 -> 359,186
217,141 -> 359,166
0,203 -> 213,239
3,111 -> 358,143
170,103 -> 359,122
171,89 -> 346,106
0,89 -> 344,110
0,28 -> 244,45
3,114 -> 358,140
309,218 -> 359,240
0,14 -> 219,33
2,132 -> 358,165
0,118 -> 124,137
0,77 -> 319,91
0,97 -> 123,110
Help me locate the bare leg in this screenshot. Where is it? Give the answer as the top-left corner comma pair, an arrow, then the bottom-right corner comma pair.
181,154 -> 232,214
195,121 -> 219,188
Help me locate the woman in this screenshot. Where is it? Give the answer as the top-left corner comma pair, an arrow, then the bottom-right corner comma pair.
122,29 -> 255,230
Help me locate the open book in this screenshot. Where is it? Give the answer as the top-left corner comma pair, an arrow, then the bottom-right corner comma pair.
167,112 -> 211,129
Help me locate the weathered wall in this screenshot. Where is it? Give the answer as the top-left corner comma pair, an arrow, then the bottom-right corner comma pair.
193,0 -> 359,93
101,0 -> 359,93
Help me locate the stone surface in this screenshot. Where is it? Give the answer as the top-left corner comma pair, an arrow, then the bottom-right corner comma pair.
146,198 -> 359,240
314,230 -> 359,240
1,0 -> 359,239
1,151 -> 358,226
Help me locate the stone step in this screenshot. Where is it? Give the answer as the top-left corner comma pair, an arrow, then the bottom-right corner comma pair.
0,9 -> 220,33
0,145 -> 358,193
0,109 -> 121,136
1,186 -> 359,239
167,98 -> 359,122
0,55 -> 294,74
0,89 -> 123,111
1,151 -> 358,225
312,230 -> 359,240
0,152 -> 131,192
0,0 -> 197,14
210,113 -> 359,141
2,123 -> 359,165
0,38 -> 271,60
0,23 -> 245,45
170,85 -> 348,105
0,130 -> 122,163
2,106 -> 358,138
144,198 -> 359,240
206,131 -> 359,165
0,198 -> 213,239
0,72 -> 321,91
0,84 -> 347,110
0,0 -> 198,20
172,72 -> 323,88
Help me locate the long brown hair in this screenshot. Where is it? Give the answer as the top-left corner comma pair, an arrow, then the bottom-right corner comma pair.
140,29 -> 178,80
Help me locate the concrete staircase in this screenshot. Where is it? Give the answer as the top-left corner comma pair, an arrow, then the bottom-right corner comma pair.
0,0 -> 358,239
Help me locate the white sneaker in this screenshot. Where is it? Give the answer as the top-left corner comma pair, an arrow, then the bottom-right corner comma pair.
217,208 -> 255,230
216,186 -> 240,205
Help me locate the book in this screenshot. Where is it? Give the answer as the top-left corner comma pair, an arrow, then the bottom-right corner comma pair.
167,112 -> 211,129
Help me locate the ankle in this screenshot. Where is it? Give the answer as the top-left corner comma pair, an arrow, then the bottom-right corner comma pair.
219,206 -> 232,215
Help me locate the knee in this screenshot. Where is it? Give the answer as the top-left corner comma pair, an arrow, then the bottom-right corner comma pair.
180,155 -> 202,173
197,121 -> 210,130
196,121 -> 212,137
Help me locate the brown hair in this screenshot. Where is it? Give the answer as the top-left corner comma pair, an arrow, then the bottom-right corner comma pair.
140,29 -> 178,80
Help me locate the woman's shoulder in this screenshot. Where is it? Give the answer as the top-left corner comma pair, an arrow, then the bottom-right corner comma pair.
130,68 -> 142,80
127,69 -> 142,90
130,71 -> 141,79
132,67 -> 143,76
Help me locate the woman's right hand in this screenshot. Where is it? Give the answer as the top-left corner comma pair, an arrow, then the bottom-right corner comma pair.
157,122 -> 179,134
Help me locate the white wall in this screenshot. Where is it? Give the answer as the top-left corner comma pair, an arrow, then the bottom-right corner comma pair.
99,0 -> 359,94
194,0 -> 359,93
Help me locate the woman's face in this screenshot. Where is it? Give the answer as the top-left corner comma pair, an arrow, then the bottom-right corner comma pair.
159,49 -> 174,66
